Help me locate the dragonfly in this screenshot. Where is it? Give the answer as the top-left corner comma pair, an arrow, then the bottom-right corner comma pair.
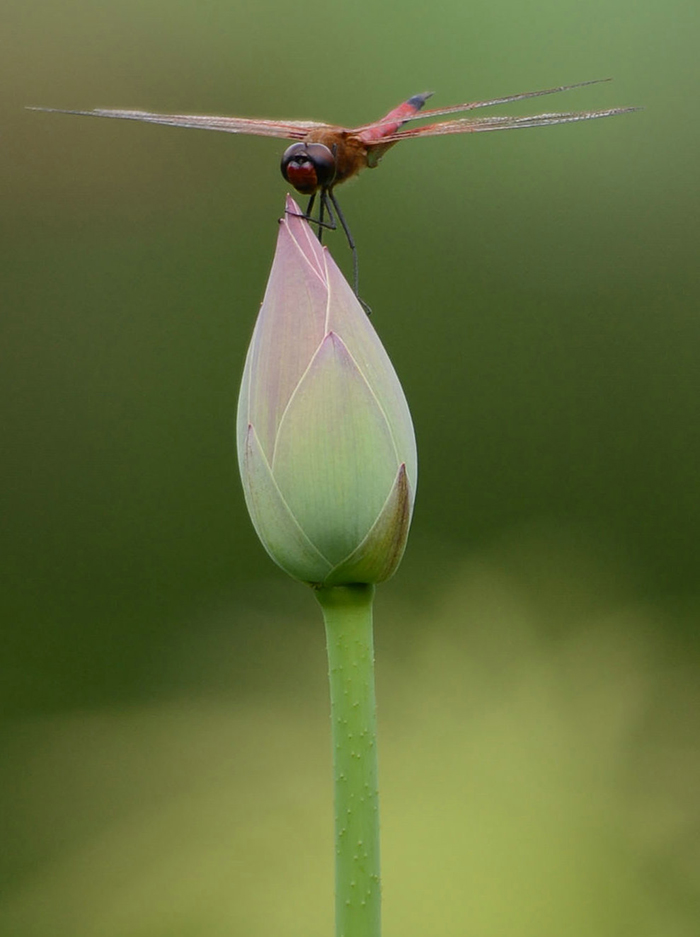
31,79 -> 637,300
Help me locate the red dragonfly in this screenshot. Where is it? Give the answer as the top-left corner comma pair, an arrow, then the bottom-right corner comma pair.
32,79 -> 636,298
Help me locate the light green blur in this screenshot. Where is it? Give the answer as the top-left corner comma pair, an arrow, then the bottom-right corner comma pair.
1,540 -> 698,936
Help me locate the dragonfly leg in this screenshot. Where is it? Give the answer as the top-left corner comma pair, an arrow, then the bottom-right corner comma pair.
318,192 -> 325,243
328,189 -> 370,314
288,190 -> 370,314
286,193 -> 331,230
320,190 -> 338,230
290,191 -> 335,237
305,192 -> 316,227
284,194 -> 316,224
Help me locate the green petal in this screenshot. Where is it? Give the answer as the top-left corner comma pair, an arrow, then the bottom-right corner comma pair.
325,464 -> 413,585
241,423 -> 333,583
272,332 -> 398,564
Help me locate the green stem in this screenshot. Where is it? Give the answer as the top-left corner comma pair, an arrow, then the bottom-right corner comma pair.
315,583 -> 380,937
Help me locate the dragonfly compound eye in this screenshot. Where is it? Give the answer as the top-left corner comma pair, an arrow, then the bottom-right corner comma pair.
281,142 -> 336,194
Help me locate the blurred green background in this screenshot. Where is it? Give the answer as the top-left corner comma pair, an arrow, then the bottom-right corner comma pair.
2,0 -> 699,933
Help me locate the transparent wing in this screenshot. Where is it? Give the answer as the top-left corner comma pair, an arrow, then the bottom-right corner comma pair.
354,79 -> 626,133
369,107 -> 640,143
28,107 -> 335,140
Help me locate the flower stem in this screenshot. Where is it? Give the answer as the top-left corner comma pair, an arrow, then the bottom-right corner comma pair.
315,583 -> 380,937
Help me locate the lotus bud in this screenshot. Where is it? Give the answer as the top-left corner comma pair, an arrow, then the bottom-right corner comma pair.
237,196 -> 417,586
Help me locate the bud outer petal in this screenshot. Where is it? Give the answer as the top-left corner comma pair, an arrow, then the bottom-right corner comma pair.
272,331 -> 398,564
241,423 -> 333,583
324,463 -> 414,585
324,255 -> 417,489
237,221 -> 329,463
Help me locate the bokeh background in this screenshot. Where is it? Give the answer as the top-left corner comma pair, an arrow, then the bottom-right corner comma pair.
2,0 -> 699,934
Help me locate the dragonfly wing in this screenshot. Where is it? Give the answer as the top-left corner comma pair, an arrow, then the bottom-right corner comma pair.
28,107 -> 335,140
355,79 -> 618,132
371,107 -> 640,143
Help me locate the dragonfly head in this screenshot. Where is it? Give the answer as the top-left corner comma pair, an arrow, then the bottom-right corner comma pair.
281,142 -> 336,194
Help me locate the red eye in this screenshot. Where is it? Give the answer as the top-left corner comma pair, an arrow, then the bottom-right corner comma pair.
281,143 -> 336,194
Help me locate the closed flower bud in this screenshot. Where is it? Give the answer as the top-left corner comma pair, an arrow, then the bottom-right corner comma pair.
237,196 -> 417,586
